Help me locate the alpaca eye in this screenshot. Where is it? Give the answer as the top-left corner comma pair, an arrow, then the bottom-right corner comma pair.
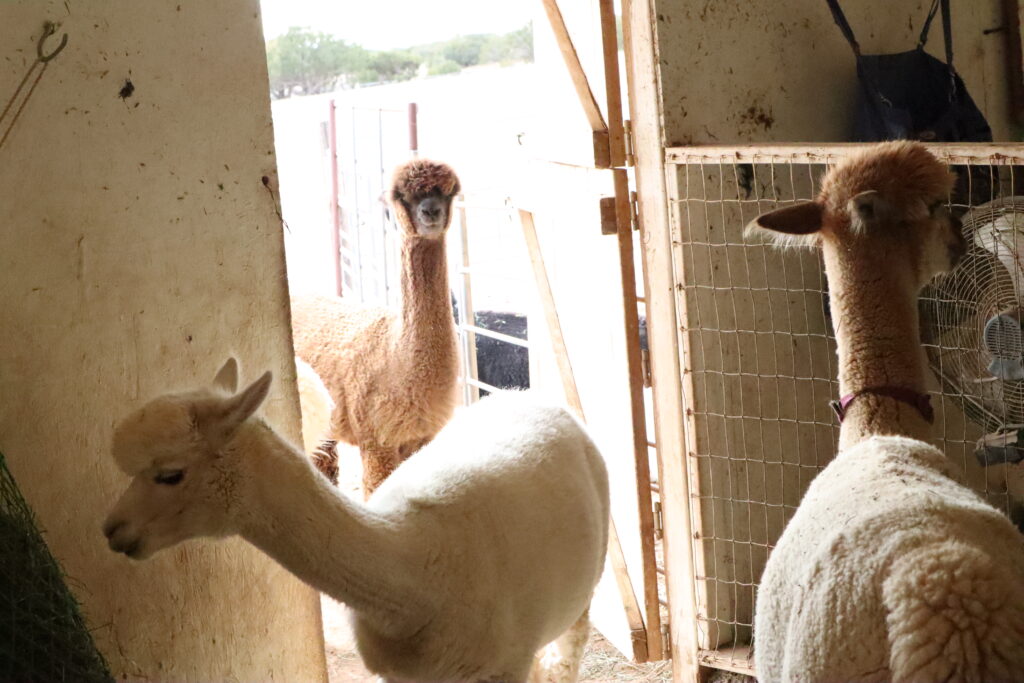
154,470 -> 185,486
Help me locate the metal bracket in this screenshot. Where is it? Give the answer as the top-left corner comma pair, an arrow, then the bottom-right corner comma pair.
624,118 -> 635,167
630,190 -> 640,231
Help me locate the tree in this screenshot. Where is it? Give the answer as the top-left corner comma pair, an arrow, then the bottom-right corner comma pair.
442,35 -> 488,67
428,58 -> 462,76
354,51 -> 421,85
479,24 -> 533,65
264,24 -> 534,99
266,27 -> 367,98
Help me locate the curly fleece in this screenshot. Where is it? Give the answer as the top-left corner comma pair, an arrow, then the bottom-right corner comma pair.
755,436 -> 1024,683
391,158 -> 460,203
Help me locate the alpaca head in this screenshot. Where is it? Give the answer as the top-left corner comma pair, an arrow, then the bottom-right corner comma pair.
102,359 -> 271,560
390,158 -> 461,239
748,141 -> 967,290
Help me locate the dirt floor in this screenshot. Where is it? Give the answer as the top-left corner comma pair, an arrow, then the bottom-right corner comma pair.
319,445 -> 672,683
323,595 -> 671,682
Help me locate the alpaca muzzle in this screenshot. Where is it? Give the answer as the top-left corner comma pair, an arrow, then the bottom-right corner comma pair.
103,519 -> 142,557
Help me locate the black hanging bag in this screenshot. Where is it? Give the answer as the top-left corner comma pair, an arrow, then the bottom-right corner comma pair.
826,0 -> 993,204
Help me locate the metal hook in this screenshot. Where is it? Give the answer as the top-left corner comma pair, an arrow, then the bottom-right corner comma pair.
37,21 -> 68,63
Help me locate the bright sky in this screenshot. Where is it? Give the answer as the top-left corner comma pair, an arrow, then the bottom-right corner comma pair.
259,0 -> 535,50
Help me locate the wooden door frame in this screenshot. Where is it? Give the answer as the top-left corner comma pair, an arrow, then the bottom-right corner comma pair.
538,0 -> 665,663
619,0 -> 702,679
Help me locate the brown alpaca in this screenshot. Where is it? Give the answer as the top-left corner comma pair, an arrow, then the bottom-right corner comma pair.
291,159 -> 460,496
751,144 -> 1024,682
751,141 -> 966,450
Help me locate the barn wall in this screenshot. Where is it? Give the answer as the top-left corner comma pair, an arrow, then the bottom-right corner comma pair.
0,2 -> 326,680
654,0 -> 1013,145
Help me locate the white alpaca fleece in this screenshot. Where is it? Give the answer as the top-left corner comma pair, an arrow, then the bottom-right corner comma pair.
755,436 -> 1024,682
294,356 -> 334,453
103,369 -> 609,683
359,393 -> 610,681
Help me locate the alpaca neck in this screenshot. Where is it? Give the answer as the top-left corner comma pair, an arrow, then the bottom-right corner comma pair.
231,421 -> 432,638
824,250 -> 931,450
396,235 -> 456,370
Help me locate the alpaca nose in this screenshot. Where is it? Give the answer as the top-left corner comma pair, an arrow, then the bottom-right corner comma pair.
109,535 -> 140,556
419,197 -> 443,221
103,520 -> 141,556
102,519 -> 122,539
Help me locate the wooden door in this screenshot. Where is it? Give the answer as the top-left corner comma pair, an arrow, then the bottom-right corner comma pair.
527,0 -> 665,662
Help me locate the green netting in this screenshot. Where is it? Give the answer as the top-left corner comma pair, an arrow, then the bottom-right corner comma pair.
0,450 -> 113,682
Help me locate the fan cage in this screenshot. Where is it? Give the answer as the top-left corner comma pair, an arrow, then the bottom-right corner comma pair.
662,143 -> 1024,676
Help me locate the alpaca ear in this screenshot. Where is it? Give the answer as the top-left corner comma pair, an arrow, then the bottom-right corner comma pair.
213,358 -> 239,393
195,371 -> 272,448
746,201 -> 823,246
849,190 -> 888,231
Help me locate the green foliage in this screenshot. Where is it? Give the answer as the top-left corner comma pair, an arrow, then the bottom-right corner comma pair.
428,58 -> 462,76
480,24 -> 534,65
267,27 -> 368,98
266,23 -> 534,99
441,34 -> 488,67
411,23 -> 533,73
354,50 -> 421,85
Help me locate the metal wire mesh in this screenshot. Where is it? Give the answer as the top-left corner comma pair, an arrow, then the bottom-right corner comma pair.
0,450 -> 112,682
451,199 -> 532,402
335,104 -> 412,307
664,145 -> 1024,673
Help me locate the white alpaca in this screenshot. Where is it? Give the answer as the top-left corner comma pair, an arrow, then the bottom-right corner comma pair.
294,356 -> 334,454
750,142 -> 1024,681
102,359 -> 609,683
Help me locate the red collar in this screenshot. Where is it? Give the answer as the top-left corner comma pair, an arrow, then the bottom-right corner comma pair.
830,387 -> 935,424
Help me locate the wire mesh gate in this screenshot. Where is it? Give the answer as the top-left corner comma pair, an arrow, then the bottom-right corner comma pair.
662,143 -> 1024,676
328,101 -> 416,305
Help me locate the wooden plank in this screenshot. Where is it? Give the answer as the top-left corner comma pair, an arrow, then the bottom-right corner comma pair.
519,208 -> 585,417
600,196 -> 618,235
608,517 -> 649,663
540,0 -> 611,168
328,99 -> 342,297
666,142 -> 1024,165
613,166 -> 664,661
698,645 -> 756,677
1003,0 -> 1024,127
598,0 -> 627,168
603,0 -> 659,651
620,0 -> 703,677
519,207 -> 649,656
455,203 -> 480,404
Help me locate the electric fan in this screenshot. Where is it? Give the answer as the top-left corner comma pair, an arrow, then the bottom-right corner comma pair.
922,196 -> 1024,465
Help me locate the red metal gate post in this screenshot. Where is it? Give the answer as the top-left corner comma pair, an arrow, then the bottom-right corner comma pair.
408,102 -> 419,158
328,98 -> 342,297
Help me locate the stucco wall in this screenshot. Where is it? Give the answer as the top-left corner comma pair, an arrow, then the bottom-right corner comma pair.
654,0 -> 1013,145
1,2 -> 325,680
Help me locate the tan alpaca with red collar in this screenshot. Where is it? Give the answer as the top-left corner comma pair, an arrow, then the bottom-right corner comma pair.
750,142 -> 1024,682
